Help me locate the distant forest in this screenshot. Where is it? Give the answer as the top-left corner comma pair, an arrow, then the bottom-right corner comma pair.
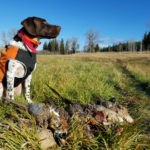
102,32 -> 150,52
43,31 -> 150,54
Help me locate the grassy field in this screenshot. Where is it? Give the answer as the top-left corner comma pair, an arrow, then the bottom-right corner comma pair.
0,52 -> 150,149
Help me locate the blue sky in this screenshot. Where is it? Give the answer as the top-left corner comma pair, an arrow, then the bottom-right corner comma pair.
0,0 -> 150,50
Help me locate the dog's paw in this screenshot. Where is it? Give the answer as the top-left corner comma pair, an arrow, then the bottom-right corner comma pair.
6,94 -> 14,100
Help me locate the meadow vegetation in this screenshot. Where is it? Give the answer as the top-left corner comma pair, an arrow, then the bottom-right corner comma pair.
0,52 -> 150,149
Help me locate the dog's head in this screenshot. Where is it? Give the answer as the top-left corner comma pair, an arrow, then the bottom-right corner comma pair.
21,17 -> 61,39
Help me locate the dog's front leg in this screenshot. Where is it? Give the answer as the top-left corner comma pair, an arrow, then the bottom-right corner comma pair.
6,61 -> 17,100
24,74 -> 32,103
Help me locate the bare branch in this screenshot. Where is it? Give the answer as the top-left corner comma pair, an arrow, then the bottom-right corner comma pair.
1,31 -> 8,46
85,29 -> 99,52
1,28 -> 18,46
8,28 -> 18,40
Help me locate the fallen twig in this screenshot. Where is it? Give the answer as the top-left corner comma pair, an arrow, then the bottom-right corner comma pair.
46,83 -> 75,105
2,98 -> 28,110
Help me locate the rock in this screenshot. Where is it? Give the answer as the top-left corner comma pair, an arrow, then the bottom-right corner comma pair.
37,128 -> 56,149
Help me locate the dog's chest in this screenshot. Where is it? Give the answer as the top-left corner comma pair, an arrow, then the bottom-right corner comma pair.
2,48 -> 36,87
14,49 -> 36,85
15,49 -> 36,73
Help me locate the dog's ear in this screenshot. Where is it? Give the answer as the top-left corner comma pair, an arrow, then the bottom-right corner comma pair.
21,17 -> 46,37
21,17 -> 36,36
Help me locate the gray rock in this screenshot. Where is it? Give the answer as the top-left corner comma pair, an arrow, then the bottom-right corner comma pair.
37,128 -> 56,149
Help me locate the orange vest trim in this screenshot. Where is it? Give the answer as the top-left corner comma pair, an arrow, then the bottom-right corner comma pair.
0,46 -> 19,82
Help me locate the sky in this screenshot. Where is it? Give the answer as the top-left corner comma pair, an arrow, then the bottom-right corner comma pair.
0,0 -> 150,50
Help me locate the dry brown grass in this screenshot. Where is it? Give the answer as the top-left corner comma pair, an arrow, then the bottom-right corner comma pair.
70,51 -> 150,60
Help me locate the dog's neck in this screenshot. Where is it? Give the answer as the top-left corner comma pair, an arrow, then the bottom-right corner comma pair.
9,30 -> 40,53
9,39 -> 32,52
9,39 -> 29,51
9,36 -> 39,53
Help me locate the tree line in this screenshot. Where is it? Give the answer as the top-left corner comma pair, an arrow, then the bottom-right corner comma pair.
43,30 -> 150,53
43,38 -> 80,54
101,41 -> 142,52
101,31 -> 150,52
42,29 -> 101,54
143,31 -> 150,50
0,28 -> 150,53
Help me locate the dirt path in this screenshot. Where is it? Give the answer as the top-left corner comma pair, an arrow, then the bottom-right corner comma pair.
115,59 -> 150,136
122,65 -> 150,97
116,59 -> 150,98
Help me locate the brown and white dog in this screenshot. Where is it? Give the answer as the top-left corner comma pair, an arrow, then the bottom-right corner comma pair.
0,17 -> 61,103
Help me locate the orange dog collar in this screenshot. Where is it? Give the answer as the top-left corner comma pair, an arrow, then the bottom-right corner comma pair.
22,32 -> 41,45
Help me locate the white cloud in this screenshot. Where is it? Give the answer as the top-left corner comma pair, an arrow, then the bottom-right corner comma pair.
99,38 -> 110,43
99,44 -> 109,48
99,37 -> 126,46
111,38 -> 124,44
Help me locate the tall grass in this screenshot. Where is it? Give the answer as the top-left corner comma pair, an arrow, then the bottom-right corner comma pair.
0,103 -> 41,150
0,52 -> 150,149
32,55 -> 126,103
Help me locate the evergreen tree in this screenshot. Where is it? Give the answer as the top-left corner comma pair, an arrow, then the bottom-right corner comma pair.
55,40 -> 59,53
60,39 -> 65,54
71,38 -> 78,54
51,39 -> 56,52
143,32 -> 147,50
71,40 -> 76,54
47,41 -> 52,51
95,44 -> 100,52
43,42 -> 48,50
65,40 -> 70,54
142,32 -> 150,50
147,32 -> 150,50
